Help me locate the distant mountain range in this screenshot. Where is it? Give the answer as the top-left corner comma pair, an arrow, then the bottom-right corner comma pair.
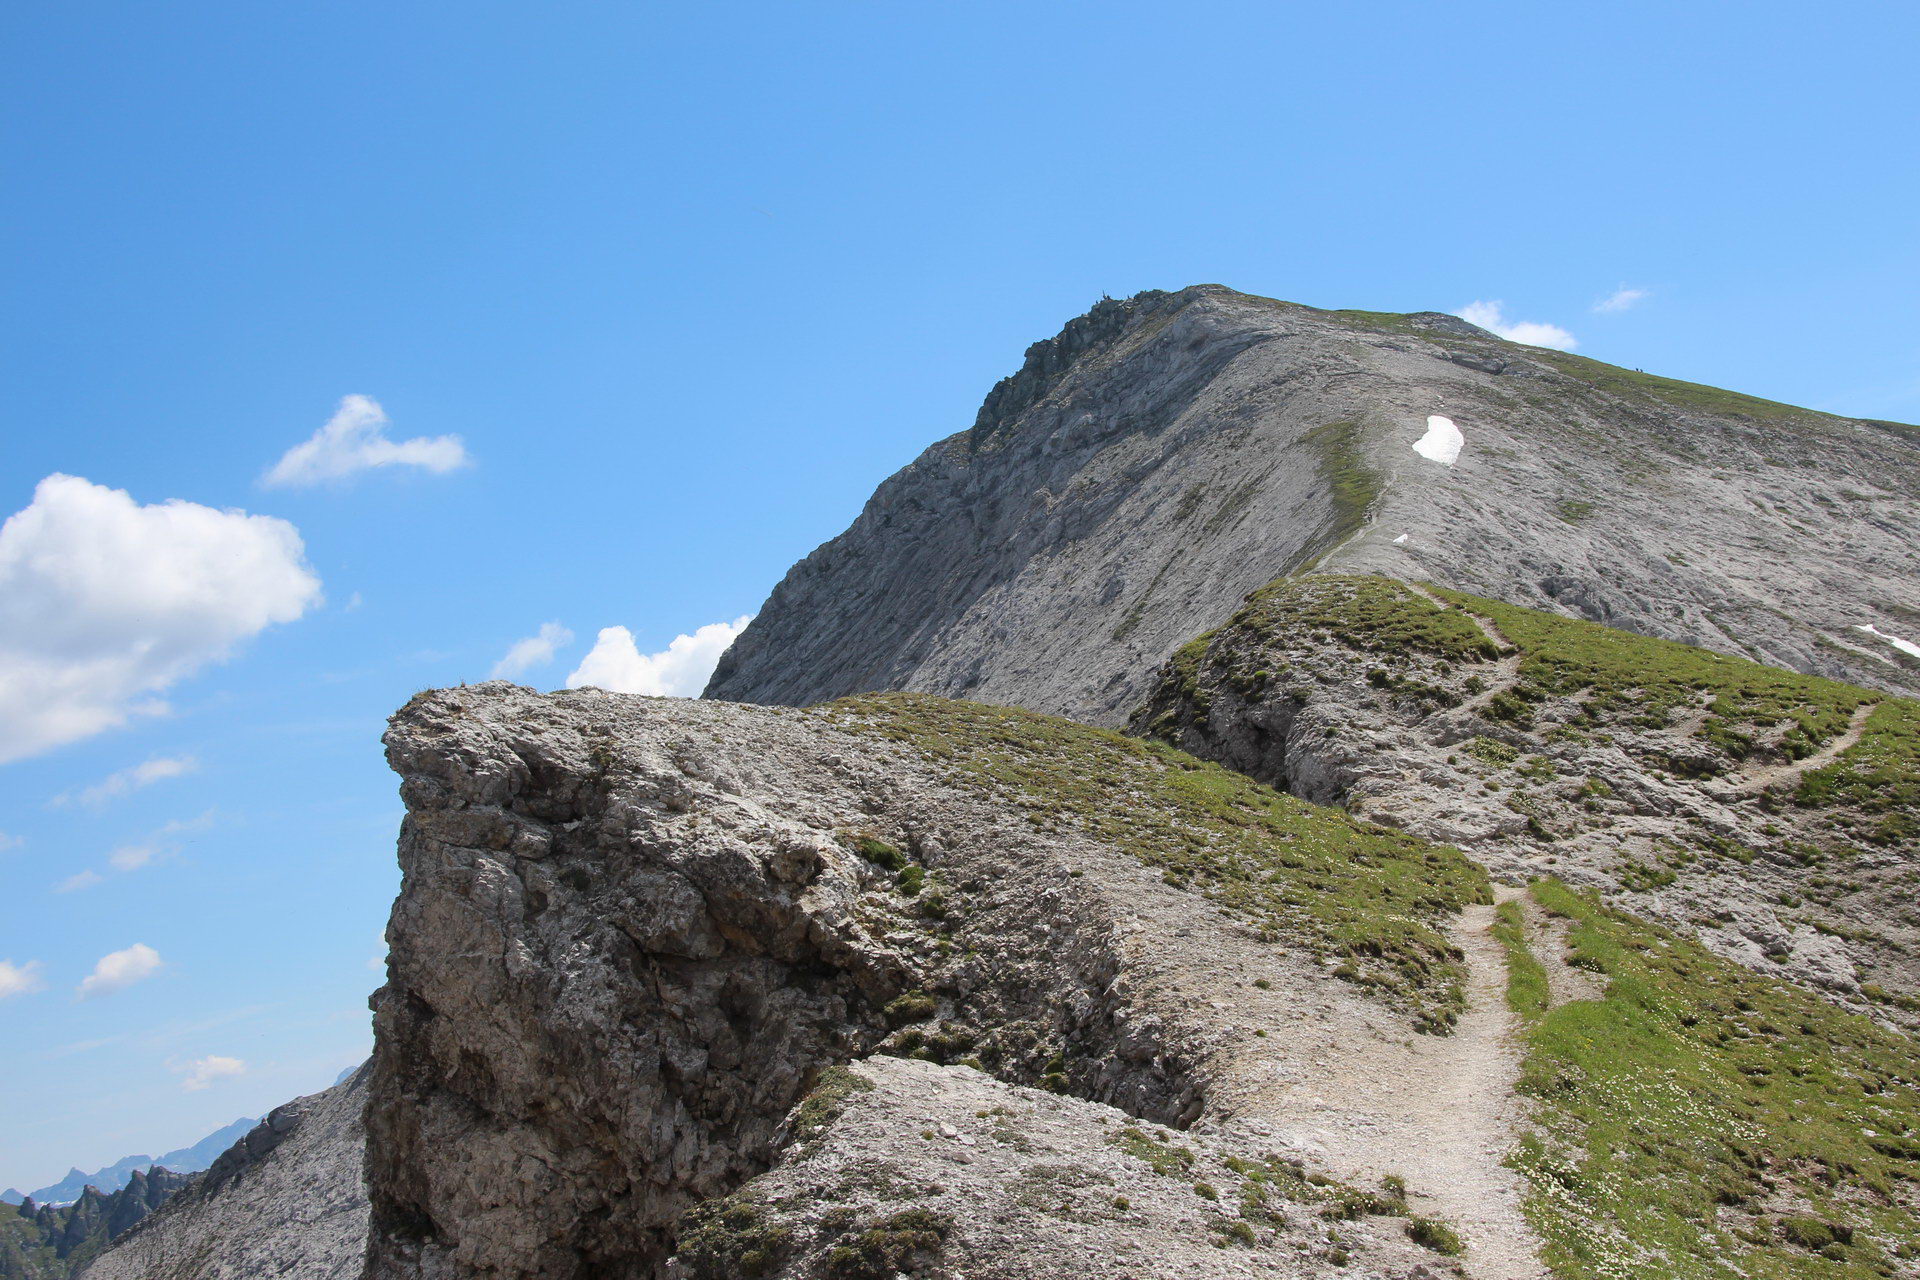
1,1118 -> 253,1207
0,1168 -> 189,1279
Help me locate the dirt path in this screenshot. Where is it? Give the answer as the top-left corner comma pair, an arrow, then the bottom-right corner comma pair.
1400,583 -> 1528,722
1233,885 -> 1548,1279
1715,701 -> 1877,797
1396,887 -> 1550,1280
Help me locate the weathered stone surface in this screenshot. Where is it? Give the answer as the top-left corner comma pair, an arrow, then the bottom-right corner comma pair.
79,1067 -> 368,1280
707,285 -> 1920,724
363,684 -> 1528,1278
668,1055 -> 1453,1279
1132,573 -> 1920,1030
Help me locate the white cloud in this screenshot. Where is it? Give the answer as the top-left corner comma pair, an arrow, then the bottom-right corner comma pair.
1593,286 -> 1650,314
108,844 -> 157,871
53,755 -> 199,807
0,831 -> 21,852
1454,301 -> 1578,351
0,959 -> 44,999
55,811 -> 211,890
78,943 -> 162,999
263,395 -> 469,488
177,1054 -> 247,1091
0,475 -> 323,763
566,616 -> 753,697
491,622 -> 574,679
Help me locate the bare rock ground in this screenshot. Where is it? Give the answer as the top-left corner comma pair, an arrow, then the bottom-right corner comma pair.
363,684 -> 1525,1278
80,1065 -> 369,1280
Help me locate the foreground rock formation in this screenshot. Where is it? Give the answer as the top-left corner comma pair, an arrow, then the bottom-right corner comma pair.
709,285 -> 1920,722
365,683 -> 1507,1278
80,1067 -> 368,1280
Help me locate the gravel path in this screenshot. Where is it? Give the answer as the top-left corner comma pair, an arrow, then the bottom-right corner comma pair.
1239,885 -> 1549,1279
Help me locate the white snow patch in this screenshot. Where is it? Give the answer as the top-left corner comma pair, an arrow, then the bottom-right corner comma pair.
1855,624 -> 1920,660
1413,415 -> 1464,466
1392,533 -> 1409,544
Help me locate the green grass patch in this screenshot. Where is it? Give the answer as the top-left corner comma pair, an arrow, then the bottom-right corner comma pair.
1197,575 -> 1913,832
1236,574 -> 1501,664
1490,899 -> 1550,1021
1526,348 -> 1831,424
1509,881 -> 1920,1278
788,1065 -> 876,1143
829,692 -> 1490,1030
1297,420 -> 1383,565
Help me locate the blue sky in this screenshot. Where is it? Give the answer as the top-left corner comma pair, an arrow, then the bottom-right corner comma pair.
2,0 -> 1916,1191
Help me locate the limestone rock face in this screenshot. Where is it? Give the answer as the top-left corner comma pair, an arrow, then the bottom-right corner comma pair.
79,1067 -> 369,1280
1132,573 -> 1920,1029
666,1055 -> 1449,1280
706,285 -> 1920,724
363,683 -> 1505,1279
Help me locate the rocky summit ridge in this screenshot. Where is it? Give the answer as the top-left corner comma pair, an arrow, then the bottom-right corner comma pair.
708,285 -> 1920,723
81,287 -> 1920,1280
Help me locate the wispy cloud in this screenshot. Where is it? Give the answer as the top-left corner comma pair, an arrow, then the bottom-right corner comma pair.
1454,300 -> 1578,351
53,810 -> 214,891
107,844 -> 157,871
176,1054 -> 247,1091
0,959 -> 44,999
491,622 -> 574,679
55,869 -> 104,893
77,943 -> 162,999
263,395 -> 469,488
52,755 -> 198,807
1593,286 -> 1650,314
566,616 -> 753,697
0,831 -> 21,853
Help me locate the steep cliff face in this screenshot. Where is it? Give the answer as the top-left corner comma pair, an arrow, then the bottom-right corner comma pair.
1134,574 -> 1920,1028
367,683 -> 1513,1278
706,285 -> 1920,724
79,1067 -> 368,1280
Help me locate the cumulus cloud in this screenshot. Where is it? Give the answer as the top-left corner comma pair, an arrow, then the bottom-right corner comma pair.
78,943 -> 162,998
177,1054 -> 247,1090
53,755 -> 199,807
263,395 -> 469,488
0,959 -> 44,999
566,616 -> 753,697
0,475 -> 323,763
1593,286 -> 1650,314
491,622 -> 574,679
1454,301 -> 1578,351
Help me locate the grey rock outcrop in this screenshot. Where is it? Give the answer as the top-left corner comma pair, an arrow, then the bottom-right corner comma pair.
707,285 -> 1919,724
364,683 -> 1515,1278
80,1066 -> 369,1280
1132,573 -> 1920,1029
668,1055 -> 1452,1279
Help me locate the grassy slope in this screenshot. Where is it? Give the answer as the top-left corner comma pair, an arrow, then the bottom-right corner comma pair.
1176,573 -> 1917,853
1497,882 -> 1920,1279
828,693 -> 1490,1031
